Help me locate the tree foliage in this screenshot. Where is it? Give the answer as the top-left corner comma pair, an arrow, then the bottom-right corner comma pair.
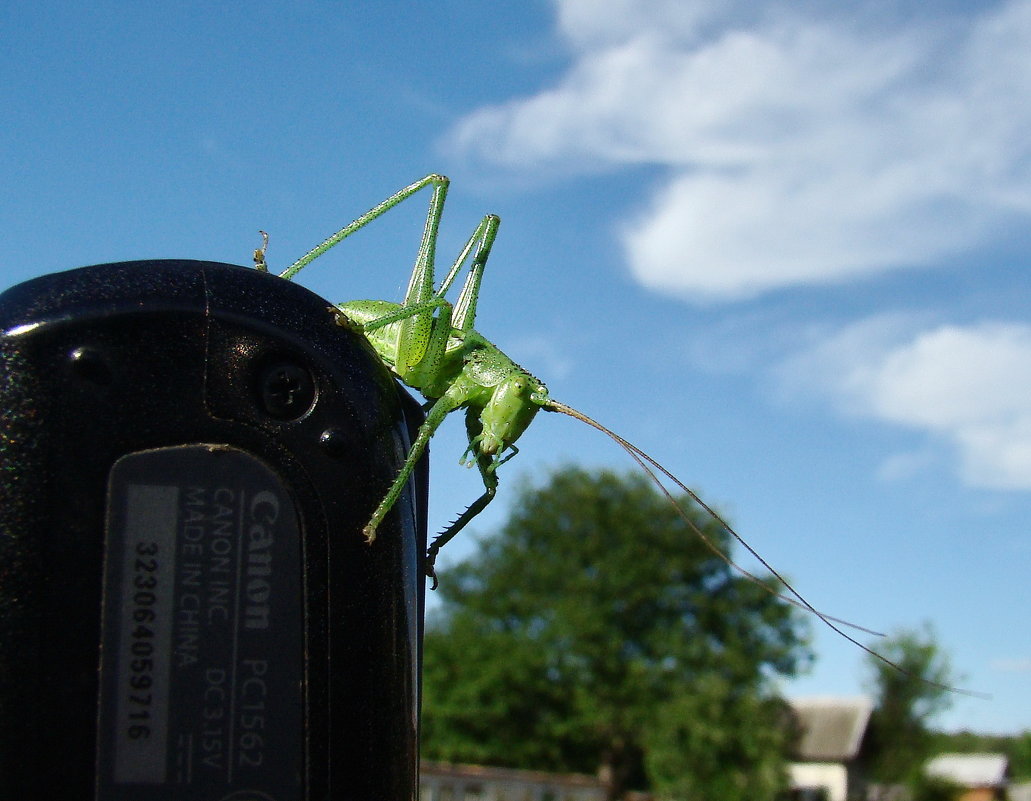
908,773 -> 963,801
420,468 -> 811,801
863,625 -> 955,785
1004,731 -> 1031,779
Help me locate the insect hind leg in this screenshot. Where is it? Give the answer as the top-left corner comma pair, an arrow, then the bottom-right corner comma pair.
424,409 -> 501,588
439,214 -> 500,333
425,483 -> 497,590
278,174 -> 450,280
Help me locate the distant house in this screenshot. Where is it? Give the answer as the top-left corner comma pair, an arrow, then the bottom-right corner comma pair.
925,753 -> 1009,801
787,696 -> 874,801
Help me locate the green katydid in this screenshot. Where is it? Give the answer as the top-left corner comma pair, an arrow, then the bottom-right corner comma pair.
256,174 -> 979,695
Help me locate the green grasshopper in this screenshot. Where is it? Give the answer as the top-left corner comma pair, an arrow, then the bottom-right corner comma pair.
254,175 -> 977,693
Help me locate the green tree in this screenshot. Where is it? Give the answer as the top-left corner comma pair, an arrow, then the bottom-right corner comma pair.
421,468 -> 811,801
863,625 -> 955,786
1007,731 -> 1031,779
909,773 -> 962,801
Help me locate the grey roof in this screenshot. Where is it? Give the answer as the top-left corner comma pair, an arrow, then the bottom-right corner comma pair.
925,753 -> 1009,787
790,696 -> 873,762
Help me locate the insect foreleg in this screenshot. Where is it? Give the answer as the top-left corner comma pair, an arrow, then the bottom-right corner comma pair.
460,442 -> 518,471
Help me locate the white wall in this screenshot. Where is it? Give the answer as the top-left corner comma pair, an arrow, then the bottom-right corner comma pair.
790,762 -> 848,801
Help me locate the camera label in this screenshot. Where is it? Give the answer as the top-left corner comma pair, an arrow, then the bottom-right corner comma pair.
97,445 -> 303,801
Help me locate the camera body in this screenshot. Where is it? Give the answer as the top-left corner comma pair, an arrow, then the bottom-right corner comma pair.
0,261 -> 427,800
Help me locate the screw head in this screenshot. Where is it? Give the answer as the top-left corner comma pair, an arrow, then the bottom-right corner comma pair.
259,362 -> 316,420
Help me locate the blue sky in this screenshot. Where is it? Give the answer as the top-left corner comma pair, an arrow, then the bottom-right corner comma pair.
4,1 -> 1030,735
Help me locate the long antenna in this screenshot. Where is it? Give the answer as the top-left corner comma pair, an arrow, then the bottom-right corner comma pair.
545,400 -> 988,699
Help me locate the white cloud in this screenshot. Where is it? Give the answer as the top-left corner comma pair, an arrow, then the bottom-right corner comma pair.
781,318 -> 1031,490
448,0 -> 1031,300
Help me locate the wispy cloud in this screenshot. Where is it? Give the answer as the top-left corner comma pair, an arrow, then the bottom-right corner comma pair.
780,317 -> 1031,490
448,0 -> 1031,300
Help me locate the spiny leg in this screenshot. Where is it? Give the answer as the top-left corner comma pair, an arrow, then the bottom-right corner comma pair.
278,174 -> 449,280
425,485 -> 495,590
425,409 -> 500,588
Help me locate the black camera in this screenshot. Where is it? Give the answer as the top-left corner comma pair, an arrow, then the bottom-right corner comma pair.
0,260 -> 428,800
